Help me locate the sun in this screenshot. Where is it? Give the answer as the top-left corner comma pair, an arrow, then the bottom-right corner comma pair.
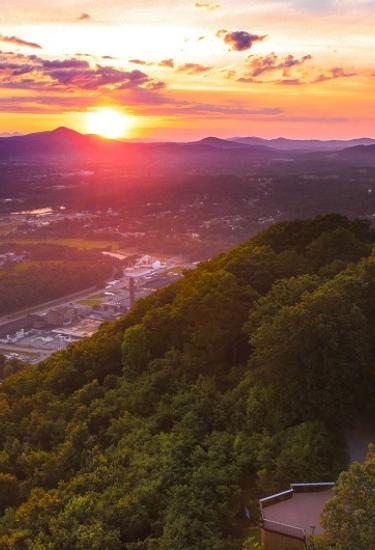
85,108 -> 131,139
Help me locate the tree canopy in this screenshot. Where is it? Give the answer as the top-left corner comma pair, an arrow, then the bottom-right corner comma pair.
0,214 -> 373,548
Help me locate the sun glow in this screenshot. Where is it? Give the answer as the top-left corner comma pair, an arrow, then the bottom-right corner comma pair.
85,108 -> 131,139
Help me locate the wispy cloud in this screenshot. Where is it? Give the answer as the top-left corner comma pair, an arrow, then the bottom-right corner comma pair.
177,63 -> 212,74
244,53 -> 312,78
129,58 -> 153,66
233,51 -> 356,86
312,67 -> 357,83
0,35 -> 42,50
195,1 -> 221,9
159,58 -> 175,68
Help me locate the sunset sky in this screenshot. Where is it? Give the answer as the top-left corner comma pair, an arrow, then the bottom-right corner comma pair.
0,0 -> 374,140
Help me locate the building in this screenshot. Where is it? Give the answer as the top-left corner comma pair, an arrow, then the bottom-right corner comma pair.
52,318 -> 102,339
259,483 -> 335,549
101,301 -> 127,315
129,277 -> 135,308
47,306 -> 78,327
28,313 -> 47,330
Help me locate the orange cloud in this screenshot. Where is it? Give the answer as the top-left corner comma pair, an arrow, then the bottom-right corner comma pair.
177,63 -> 212,74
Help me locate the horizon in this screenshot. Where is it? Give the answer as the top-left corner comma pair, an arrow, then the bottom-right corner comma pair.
1,125 -> 375,143
1,1 -> 375,140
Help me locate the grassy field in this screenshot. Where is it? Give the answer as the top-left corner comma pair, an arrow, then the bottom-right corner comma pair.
77,292 -> 104,307
0,238 -> 121,250
77,298 -> 102,307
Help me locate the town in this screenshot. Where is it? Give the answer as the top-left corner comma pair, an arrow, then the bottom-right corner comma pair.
0,252 -> 190,364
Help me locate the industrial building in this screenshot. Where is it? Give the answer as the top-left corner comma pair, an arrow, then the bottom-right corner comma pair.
46,306 -> 78,327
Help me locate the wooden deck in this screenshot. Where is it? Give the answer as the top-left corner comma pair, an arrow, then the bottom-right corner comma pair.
261,488 -> 334,537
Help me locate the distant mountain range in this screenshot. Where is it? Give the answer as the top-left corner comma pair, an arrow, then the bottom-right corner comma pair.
229,136 -> 375,151
0,127 -> 374,168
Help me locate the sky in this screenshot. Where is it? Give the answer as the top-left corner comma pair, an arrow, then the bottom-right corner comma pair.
0,0 -> 374,140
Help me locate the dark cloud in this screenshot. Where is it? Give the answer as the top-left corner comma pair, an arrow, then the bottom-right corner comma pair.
78,13 -> 91,21
0,51 -> 164,92
217,30 -> 267,51
0,62 -> 35,76
177,63 -> 212,74
42,59 -> 89,70
0,34 -> 42,50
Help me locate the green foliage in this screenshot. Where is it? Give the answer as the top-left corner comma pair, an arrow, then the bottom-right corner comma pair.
242,536 -> 262,550
319,445 -> 375,550
0,215 -> 373,548
0,355 -> 25,381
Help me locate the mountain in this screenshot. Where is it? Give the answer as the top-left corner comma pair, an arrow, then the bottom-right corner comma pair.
332,143 -> 375,164
0,127 -> 123,158
0,128 -> 273,158
0,214 -> 374,547
2,128 -> 374,174
1,128 -> 374,159
0,128 -> 280,174
230,136 -> 375,151
191,136 -> 271,150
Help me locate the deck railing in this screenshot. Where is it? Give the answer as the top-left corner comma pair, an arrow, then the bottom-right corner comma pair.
291,482 -> 335,493
259,488 -> 293,508
259,482 -> 335,542
262,518 -> 306,540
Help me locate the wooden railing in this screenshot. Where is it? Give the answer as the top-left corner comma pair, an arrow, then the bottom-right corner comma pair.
291,482 -> 335,493
262,518 -> 306,540
259,488 -> 293,508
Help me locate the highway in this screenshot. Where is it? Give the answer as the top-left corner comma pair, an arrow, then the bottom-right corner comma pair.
0,267 -> 118,326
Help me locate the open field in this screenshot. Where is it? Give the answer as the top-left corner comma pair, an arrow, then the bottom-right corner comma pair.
77,298 -> 102,307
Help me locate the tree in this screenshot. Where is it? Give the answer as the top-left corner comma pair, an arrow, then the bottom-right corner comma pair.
319,445 -> 375,550
249,285 -> 370,424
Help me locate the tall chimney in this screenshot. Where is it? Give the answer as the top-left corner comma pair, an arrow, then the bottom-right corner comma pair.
129,277 -> 135,308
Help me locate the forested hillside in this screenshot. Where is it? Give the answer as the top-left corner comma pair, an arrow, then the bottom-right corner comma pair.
0,214 -> 374,549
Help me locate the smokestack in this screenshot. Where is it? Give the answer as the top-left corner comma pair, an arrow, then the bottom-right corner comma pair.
129,277 -> 135,308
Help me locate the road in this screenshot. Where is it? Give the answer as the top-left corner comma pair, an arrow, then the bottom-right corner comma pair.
0,267 -> 118,326
0,344 -> 52,360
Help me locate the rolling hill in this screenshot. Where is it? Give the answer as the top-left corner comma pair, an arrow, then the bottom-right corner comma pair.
230,136 -> 375,151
